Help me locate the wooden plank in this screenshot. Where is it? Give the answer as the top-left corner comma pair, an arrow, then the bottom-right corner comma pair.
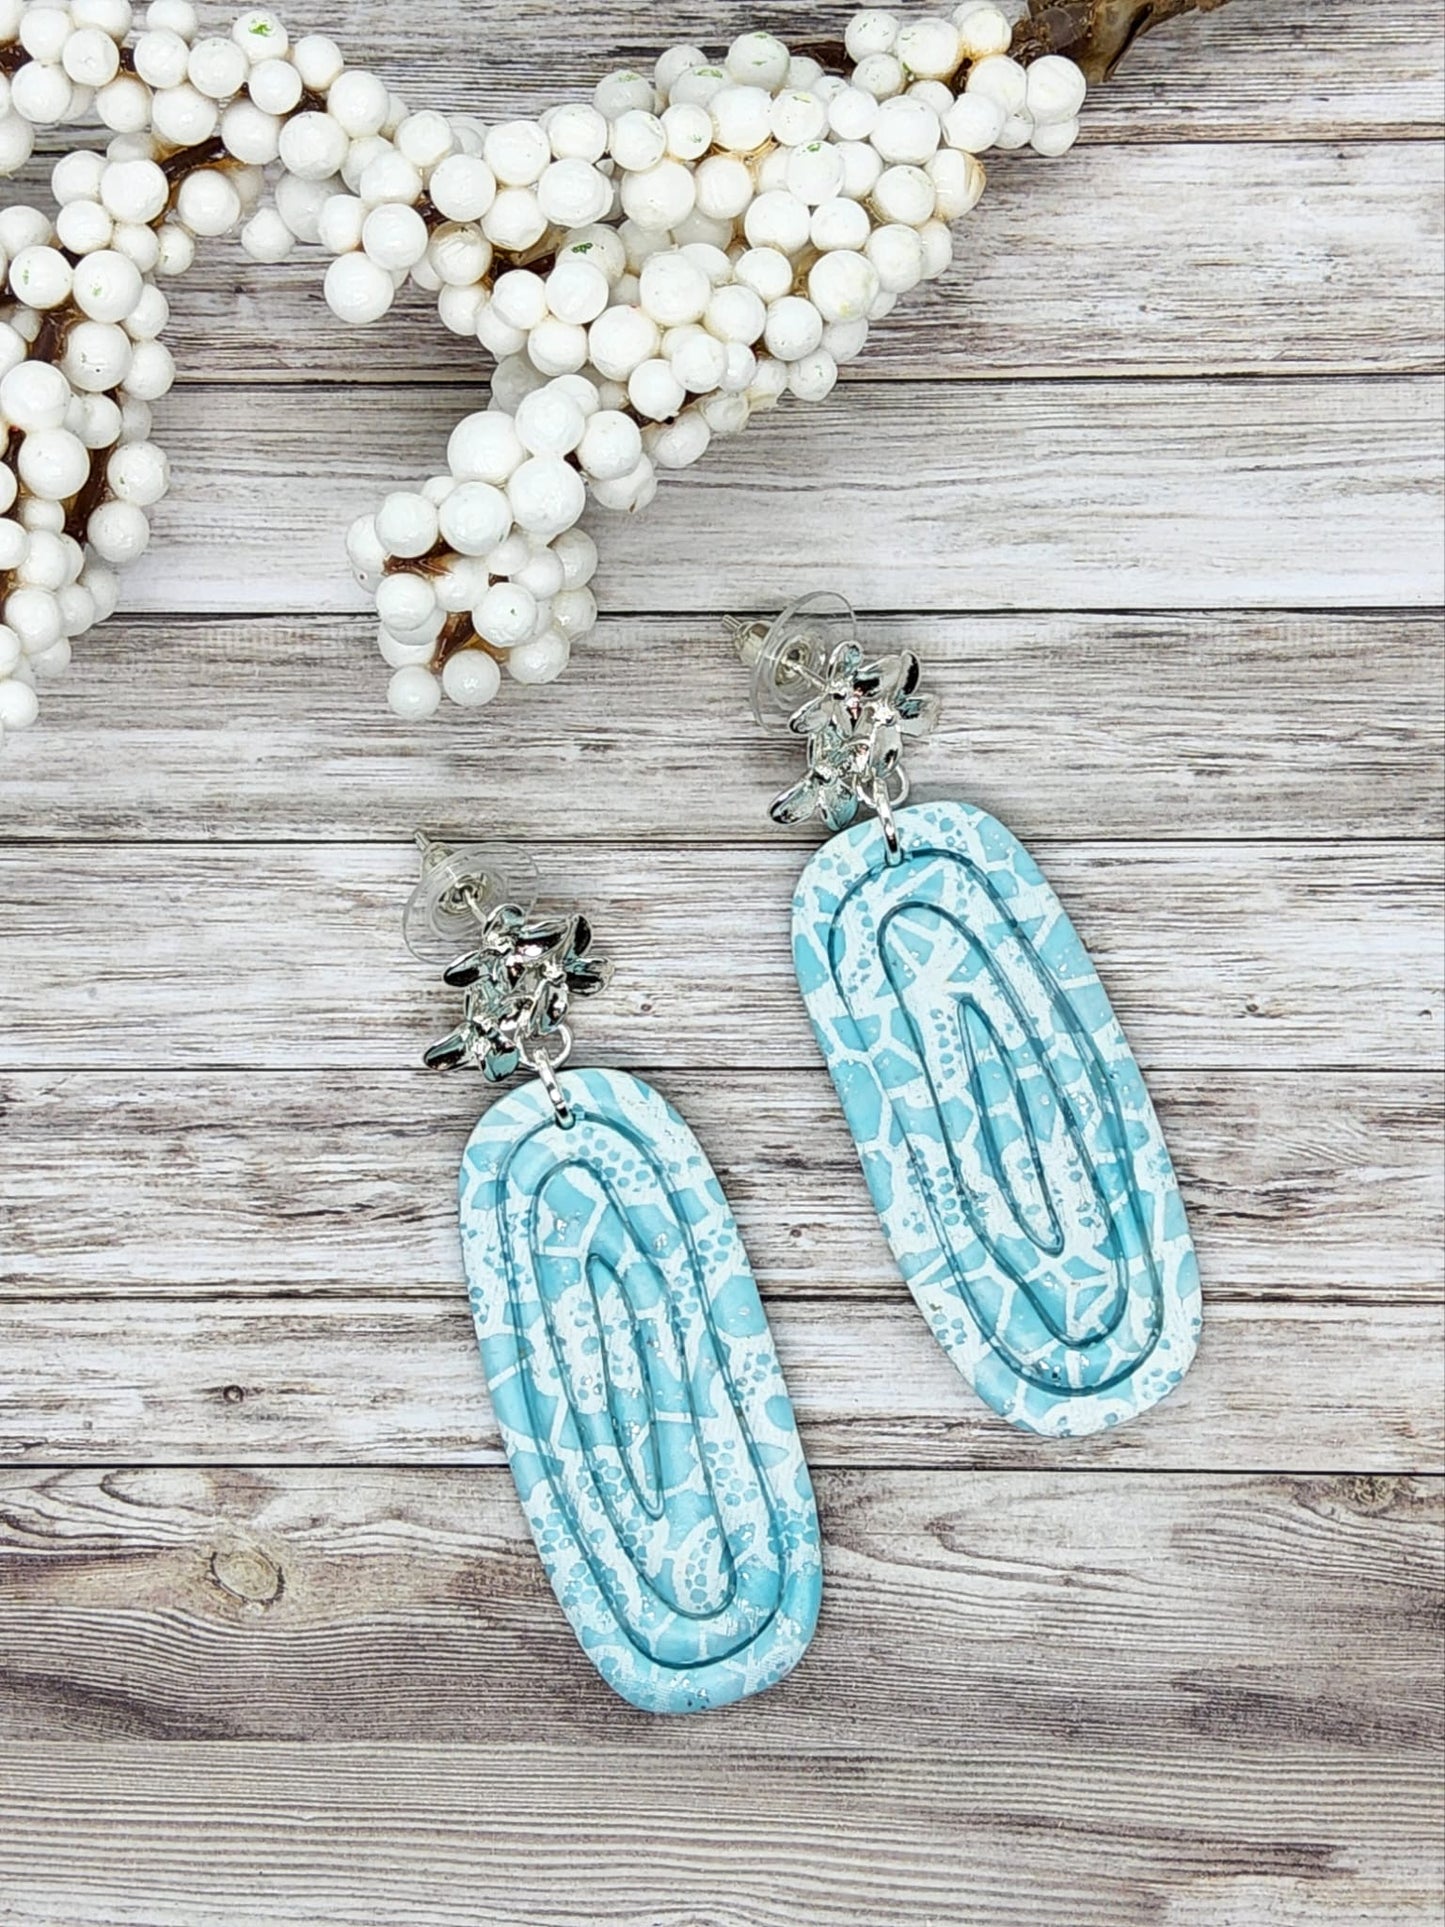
0,1734 -> 1438,1927
0,1296 -> 1438,1467
0,1469 -> 1438,1751
0,7 -> 1437,1917
105,376 -> 1442,616
1067,0 -> 1445,140
10,143 -> 1436,385
0,842 -> 1436,1073
23,0 -> 1443,143
4,612 -> 1440,844
0,1069 -> 1437,1305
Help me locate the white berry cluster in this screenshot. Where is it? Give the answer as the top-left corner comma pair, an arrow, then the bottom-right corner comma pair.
0,0 -> 1086,745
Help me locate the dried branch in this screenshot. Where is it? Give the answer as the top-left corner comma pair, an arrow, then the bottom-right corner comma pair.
1011,0 -> 1236,82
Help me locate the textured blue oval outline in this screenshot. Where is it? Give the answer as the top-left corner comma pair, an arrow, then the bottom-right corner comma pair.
458,1066 -> 823,1712
792,800 -> 1202,1437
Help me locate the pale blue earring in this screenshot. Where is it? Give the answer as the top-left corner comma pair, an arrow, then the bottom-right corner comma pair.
730,594 -> 1203,1440
406,835 -> 822,1714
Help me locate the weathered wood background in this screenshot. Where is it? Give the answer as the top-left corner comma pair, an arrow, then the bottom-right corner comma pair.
1,1 -> 1443,1922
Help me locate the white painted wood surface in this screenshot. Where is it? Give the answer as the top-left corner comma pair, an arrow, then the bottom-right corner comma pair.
0,2 -> 1442,1921
73,375 -> 1444,612
10,613 -> 1441,839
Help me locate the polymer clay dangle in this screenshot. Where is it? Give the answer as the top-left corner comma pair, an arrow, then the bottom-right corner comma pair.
0,0 -> 1221,746
735,595 -> 1202,1437
407,837 -> 822,1713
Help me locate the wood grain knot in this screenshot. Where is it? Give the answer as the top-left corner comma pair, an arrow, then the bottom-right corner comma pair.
208,1542 -> 284,1608
1338,1474 -> 1406,1514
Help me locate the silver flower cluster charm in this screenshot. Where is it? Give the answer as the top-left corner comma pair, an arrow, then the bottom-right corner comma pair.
424,904 -> 610,1082
771,642 -> 940,834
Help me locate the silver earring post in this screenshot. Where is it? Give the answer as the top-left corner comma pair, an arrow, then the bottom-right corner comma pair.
725,592 -> 940,863
406,833 -> 610,1129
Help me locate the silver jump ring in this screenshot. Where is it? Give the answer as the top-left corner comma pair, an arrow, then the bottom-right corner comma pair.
871,767 -> 909,866
520,1024 -> 575,1128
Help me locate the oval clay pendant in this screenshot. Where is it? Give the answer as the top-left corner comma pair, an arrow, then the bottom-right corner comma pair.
792,799 -> 1202,1438
459,1065 -> 823,1712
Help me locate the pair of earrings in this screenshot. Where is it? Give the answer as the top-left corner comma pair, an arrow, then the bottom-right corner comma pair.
405,591 -> 1203,1716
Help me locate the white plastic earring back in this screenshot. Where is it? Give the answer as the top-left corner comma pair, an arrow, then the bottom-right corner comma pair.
403,832 -> 539,962
724,589 -> 859,728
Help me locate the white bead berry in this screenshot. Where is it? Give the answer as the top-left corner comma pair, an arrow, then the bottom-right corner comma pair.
506,456 -> 586,540
64,26 -> 122,86
188,34 -> 248,98
0,0 -> 1092,740
232,9 -> 288,61
725,30 -> 790,89
474,580 -> 537,648
325,251 -> 395,324
897,16 -> 963,78
293,32 -> 343,89
374,490 -> 439,558
0,675 -> 40,730
375,572 -> 439,637
763,294 -> 824,361
328,69 -> 390,139
966,53 -> 1027,114
17,424 -> 91,500
86,499 -> 151,564
845,11 -> 899,61
928,147 -> 984,219
872,94 -> 942,164
639,250 -> 710,328
545,256 -> 610,325
241,204 -> 295,261
9,246 -> 73,309
710,84 -> 772,153
438,481 -> 511,556
854,52 -> 905,101
107,441 -> 170,507
1030,115 -> 1080,157
514,384 -> 587,456
506,629 -> 569,684
387,662 -> 442,718
362,201 -> 428,269
483,186 -> 547,252
441,647 -> 501,706
867,220 -> 927,293
808,249 -> 880,323
628,357 -> 685,421
954,3 -> 1012,58
1,362 -> 71,432
484,118 -> 550,187
175,169 -> 243,237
